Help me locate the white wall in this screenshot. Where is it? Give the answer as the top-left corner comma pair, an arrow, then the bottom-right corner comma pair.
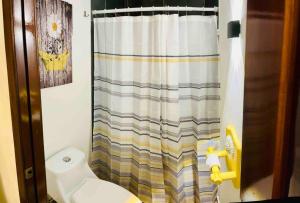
219,0 -> 247,202
42,0 -> 91,158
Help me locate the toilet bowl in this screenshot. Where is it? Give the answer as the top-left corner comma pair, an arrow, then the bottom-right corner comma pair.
46,147 -> 141,203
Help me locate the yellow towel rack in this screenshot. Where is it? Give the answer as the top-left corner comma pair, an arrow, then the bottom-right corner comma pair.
206,125 -> 242,188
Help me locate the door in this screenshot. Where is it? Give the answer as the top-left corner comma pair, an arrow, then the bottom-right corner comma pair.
242,0 -> 300,200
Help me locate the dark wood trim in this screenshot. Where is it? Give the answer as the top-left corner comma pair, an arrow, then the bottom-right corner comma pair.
272,0 -> 300,198
23,0 -> 47,202
3,0 -> 37,202
2,0 -> 47,202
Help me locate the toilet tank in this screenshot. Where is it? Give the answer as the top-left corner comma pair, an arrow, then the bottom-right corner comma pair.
46,147 -> 96,202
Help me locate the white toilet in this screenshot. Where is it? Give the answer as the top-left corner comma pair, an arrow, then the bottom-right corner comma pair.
46,147 -> 142,203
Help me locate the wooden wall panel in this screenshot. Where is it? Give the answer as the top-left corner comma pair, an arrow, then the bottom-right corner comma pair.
243,0 -> 300,199
241,0 -> 285,195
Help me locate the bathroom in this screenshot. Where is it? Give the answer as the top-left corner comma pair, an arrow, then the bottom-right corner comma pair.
1,0 -> 300,203
40,0 -> 245,202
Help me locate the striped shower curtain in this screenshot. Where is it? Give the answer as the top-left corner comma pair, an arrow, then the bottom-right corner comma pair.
91,14 -> 220,203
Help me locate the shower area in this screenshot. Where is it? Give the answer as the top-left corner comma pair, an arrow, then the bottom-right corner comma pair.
91,1 -> 219,203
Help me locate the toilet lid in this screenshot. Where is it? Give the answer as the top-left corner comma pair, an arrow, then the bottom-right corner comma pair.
71,178 -> 141,203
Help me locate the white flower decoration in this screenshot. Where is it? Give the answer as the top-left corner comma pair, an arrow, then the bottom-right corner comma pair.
47,14 -> 62,38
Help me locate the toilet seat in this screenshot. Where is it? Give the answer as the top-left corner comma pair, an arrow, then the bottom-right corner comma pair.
71,178 -> 141,203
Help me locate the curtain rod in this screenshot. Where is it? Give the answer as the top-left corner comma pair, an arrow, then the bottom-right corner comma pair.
92,6 -> 218,15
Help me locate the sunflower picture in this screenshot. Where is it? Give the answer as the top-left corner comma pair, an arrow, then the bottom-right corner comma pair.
37,0 -> 73,88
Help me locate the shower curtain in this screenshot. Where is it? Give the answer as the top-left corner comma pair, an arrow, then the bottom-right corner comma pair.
91,14 -> 220,203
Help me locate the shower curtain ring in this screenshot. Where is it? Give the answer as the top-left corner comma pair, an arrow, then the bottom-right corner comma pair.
126,0 -> 129,16
104,0 -> 107,18
203,0 -> 206,16
186,5 -> 188,16
152,6 -> 154,16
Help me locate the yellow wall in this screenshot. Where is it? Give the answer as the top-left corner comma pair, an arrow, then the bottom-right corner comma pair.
0,0 -> 20,202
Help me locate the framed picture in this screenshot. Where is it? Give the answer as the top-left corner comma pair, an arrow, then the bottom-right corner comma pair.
37,0 -> 73,88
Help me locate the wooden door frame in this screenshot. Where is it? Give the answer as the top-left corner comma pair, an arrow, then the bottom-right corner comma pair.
272,0 -> 300,198
2,0 -> 47,202
2,0 -> 299,202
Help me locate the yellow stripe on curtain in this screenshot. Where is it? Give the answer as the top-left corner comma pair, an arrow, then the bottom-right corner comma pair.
94,53 -> 219,63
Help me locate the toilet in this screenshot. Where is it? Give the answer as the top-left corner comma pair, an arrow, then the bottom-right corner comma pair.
46,147 -> 142,203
